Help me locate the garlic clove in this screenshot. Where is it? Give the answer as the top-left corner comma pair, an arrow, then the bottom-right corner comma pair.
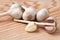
44,26 -> 56,33
22,6 -> 36,21
44,17 -> 55,23
0,3 -> 24,19
36,8 -> 49,22
7,3 -> 24,19
25,22 -> 37,32
8,8 -> 23,19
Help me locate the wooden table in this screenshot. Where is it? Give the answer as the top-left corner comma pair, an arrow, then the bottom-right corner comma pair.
0,0 -> 60,40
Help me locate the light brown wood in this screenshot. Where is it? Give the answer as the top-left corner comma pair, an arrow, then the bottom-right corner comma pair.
0,0 -> 60,40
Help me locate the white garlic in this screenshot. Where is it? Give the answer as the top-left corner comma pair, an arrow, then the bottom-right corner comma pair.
22,6 -> 36,21
44,26 -> 56,33
0,3 -> 24,19
25,22 -> 37,32
36,8 -> 49,21
44,17 -> 55,23
46,17 -> 55,20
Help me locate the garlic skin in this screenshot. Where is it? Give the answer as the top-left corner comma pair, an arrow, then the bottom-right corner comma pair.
46,17 -> 55,20
36,8 -> 49,21
25,22 -> 37,32
0,3 -> 23,19
44,26 -> 56,33
7,3 -> 23,19
22,6 -> 36,21
44,17 -> 55,23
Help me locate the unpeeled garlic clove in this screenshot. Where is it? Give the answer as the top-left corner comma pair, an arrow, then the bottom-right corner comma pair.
0,2 -> 24,19
25,22 -> 37,32
22,5 -> 37,21
44,17 -> 55,23
36,8 -> 49,22
44,25 -> 56,33
7,3 -> 24,19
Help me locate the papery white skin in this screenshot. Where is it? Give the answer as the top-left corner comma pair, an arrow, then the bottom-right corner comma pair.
45,26 -> 56,33
22,6 -> 36,20
36,8 -> 49,21
0,3 -> 23,19
46,17 -> 55,20
25,22 -> 37,32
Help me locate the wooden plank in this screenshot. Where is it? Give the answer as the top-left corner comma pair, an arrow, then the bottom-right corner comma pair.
0,0 -> 60,40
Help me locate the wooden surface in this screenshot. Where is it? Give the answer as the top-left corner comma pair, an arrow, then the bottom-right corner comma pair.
0,0 -> 60,40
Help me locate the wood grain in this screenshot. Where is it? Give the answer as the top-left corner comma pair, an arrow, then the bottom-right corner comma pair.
0,0 -> 60,40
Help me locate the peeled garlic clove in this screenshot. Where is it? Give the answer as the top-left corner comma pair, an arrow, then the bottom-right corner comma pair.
7,3 -> 24,19
25,22 -> 37,32
44,26 -> 56,33
44,17 -> 55,23
36,8 -> 49,21
22,6 -> 36,21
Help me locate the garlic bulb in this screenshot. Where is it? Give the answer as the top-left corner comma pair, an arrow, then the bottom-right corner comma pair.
36,8 -> 49,21
22,6 -> 36,21
0,3 -> 24,19
25,22 -> 37,32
